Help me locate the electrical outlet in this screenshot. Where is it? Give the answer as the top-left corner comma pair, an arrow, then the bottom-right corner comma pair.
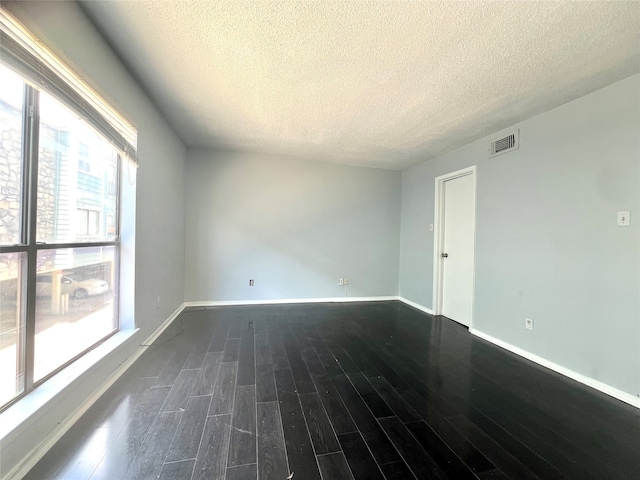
338,278 -> 344,286
617,211 -> 631,226
156,296 -> 161,308
343,278 -> 349,285
249,279 -> 255,286
525,317 -> 534,331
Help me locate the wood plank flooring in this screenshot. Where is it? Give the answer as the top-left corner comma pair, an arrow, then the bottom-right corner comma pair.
25,301 -> 640,479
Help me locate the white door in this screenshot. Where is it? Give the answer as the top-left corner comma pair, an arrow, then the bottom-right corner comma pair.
440,172 -> 475,326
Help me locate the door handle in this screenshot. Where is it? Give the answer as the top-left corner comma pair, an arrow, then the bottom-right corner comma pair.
441,253 -> 448,258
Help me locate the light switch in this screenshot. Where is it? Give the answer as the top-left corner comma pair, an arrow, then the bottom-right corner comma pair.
617,211 -> 631,227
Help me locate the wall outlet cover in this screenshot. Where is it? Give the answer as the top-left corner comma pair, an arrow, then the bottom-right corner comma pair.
525,318 -> 534,330
617,211 -> 631,226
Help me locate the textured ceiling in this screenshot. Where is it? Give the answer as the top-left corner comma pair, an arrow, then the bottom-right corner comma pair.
80,0 -> 640,170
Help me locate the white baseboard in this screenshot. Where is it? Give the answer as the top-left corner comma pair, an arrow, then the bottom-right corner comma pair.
6,303 -> 187,480
185,296 -> 399,308
392,300 -> 638,410
142,302 -> 188,345
186,295 -> 434,316
397,296 -> 434,315
470,328 -> 640,410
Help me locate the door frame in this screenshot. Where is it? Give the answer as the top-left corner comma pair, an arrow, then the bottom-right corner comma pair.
432,165 -> 477,326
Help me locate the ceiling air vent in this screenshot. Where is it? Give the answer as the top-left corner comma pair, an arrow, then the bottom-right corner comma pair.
489,129 -> 519,158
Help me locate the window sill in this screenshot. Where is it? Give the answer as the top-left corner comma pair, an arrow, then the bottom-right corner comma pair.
0,328 -> 138,441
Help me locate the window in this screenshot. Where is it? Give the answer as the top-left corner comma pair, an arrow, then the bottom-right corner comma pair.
77,209 -> 100,236
78,142 -> 90,172
0,12 -> 137,410
0,65 -> 23,247
106,214 -> 116,236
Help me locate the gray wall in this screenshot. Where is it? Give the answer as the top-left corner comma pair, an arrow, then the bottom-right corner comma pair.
399,75 -> 640,397
1,2 -> 187,477
185,150 -> 401,302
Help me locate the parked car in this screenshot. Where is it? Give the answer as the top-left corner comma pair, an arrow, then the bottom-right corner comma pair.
36,275 -> 109,299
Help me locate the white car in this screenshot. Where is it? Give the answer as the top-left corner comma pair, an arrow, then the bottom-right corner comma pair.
36,275 -> 109,299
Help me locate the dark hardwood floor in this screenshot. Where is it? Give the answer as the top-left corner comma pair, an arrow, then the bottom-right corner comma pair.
25,301 -> 640,479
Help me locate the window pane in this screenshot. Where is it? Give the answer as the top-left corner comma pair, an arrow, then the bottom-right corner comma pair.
34,246 -> 117,382
37,92 -> 119,244
0,252 -> 26,406
0,65 -> 25,246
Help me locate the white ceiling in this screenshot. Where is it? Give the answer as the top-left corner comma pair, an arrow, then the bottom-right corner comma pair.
80,0 -> 640,170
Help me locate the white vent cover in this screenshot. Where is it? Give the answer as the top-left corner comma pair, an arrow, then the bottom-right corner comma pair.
489,129 -> 519,158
